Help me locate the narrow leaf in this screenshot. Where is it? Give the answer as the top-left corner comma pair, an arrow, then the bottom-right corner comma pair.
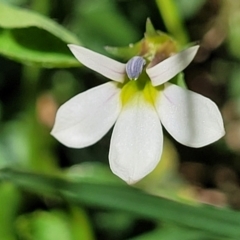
1,168 -> 240,239
0,2 -> 81,67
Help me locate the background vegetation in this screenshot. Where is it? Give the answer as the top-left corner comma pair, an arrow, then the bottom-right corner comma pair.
1,0 -> 240,239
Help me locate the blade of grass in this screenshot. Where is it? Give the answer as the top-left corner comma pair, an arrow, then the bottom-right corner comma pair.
0,168 -> 240,239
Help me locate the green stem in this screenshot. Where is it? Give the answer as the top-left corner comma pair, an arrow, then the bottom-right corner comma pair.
155,0 -> 189,45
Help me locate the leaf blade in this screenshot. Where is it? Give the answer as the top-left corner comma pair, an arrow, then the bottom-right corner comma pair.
1,168 -> 240,239
0,2 -> 81,67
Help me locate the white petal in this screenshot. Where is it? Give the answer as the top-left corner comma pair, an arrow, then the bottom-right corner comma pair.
146,46 -> 199,86
68,44 -> 126,82
109,92 -> 163,184
51,82 -> 121,148
155,83 -> 225,147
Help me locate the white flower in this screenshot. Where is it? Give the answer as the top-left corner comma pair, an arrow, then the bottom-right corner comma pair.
51,44 -> 225,184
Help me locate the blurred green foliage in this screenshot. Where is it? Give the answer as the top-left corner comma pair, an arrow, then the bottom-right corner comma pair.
0,0 -> 240,239
0,2 -> 80,67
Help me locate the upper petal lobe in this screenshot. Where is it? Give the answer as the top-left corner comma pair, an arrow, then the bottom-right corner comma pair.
68,44 -> 126,82
146,46 -> 199,86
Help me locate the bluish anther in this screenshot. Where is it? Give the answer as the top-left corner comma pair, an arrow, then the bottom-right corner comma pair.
126,56 -> 146,80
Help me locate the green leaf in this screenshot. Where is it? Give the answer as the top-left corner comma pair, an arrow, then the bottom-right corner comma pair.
132,225 -> 226,240
130,226 -> 214,240
0,2 -> 81,67
0,183 -> 21,240
1,168 -> 240,239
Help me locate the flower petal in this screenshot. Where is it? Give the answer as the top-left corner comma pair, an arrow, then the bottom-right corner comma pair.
68,44 -> 126,82
146,46 -> 199,86
51,82 -> 121,148
155,83 -> 225,147
109,92 -> 163,184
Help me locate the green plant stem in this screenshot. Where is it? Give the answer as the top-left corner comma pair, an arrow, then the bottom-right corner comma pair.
155,0 -> 189,45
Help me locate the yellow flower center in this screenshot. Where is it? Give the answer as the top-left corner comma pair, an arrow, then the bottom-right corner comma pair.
121,72 -> 163,107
